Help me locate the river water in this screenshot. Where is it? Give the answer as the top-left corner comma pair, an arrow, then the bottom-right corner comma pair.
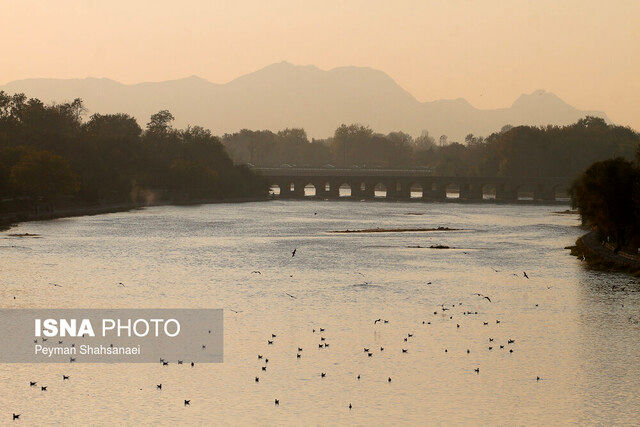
1,201 -> 639,425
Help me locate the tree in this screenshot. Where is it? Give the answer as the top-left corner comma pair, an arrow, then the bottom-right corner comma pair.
146,110 -> 175,138
10,150 -> 79,198
570,158 -> 640,248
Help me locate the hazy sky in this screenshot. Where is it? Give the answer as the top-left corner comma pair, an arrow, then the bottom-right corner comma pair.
1,0 -> 638,129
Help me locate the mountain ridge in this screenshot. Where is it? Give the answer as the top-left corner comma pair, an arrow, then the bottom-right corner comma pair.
1,62 -> 608,141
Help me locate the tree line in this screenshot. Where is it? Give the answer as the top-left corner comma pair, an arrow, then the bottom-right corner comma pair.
571,152 -> 640,252
0,92 -> 265,205
222,117 -> 639,178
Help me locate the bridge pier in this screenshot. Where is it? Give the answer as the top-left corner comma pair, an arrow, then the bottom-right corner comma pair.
533,184 -> 556,203
460,183 -> 483,201
495,184 -> 517,202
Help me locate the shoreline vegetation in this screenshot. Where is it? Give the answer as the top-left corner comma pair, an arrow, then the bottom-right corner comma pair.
0,93 -> 267,232
569,154 -> 640,275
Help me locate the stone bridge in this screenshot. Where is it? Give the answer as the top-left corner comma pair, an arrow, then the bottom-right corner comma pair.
254,168 -> 572,203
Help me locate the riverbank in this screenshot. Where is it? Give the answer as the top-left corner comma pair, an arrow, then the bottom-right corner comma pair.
0,196 -> 269,231
569,230 -> 640,276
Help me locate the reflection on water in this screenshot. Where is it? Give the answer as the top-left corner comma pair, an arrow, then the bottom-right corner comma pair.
0,201 -> 639,424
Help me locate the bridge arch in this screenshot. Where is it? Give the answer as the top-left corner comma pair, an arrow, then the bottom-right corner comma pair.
339,183 -> 351,197
445,183 -> 460,199
269,184 -> 281,196
374,183 -> 387,198
303,183 -> 316,197
409,182 -> 423,199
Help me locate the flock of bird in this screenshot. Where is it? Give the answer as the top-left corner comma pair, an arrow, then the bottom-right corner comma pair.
8,223 -> 543,421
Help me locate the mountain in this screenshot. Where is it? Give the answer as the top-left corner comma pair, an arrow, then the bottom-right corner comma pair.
0,62 -> 607,141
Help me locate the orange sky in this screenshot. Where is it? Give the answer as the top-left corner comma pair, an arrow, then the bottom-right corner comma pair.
1,0 -> 638,129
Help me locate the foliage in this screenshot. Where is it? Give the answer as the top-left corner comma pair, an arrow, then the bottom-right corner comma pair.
0,92 -> 265,202
221,116 -> 639,177
571,158 -> 640,249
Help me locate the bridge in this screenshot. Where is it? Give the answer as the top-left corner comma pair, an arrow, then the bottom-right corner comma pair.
254,168 -> 572,203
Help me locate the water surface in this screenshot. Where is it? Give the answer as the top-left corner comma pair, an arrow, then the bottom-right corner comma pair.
1,201 -> 638,425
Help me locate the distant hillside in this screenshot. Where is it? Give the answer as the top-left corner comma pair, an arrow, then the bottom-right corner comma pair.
1,62 -> 608,141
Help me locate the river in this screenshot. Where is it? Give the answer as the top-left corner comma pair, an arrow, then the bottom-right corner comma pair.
1,201 -> 639,425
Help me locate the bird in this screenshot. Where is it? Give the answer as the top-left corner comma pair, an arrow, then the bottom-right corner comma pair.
251,271 -> 261,274
508,339 -> 515,344
157,384 -> 162,390
118,282 -> 125,287
62,375 -> 69,380
255,377 -> 259,382
404,338 -> 408,342
320,337 -> 326,341
51,283 -> 62,287
12,414 -> 20,420
265,359 -> 269,363
262,366 -> 266,371
523,271 -> 529,279
349,403 -> 352,410
163,361 -> 169,366
29,381 -> 37,386
297,347 -> 302,352
484,296 -> 492,302
291,249 -> 297,258
184,400 -> 190,406
388,377 -> 392,382
408,333 -> 413,337
367,352 -> 372,357
271,334 -> 277,338
483,322 -> 488,325
489,338 -> 494,342
296,353 -> 301,358
467,349 -> 470,354
319,328 -> 325,332
380,347 -> 384,351
357,375 -> 361,380
69,358 -> 76,363
202,345 -> 206,349
474,368 -> 480,373
267,340 -> 273,345
374,319 -> 381,324
321,373 -> 326,378
258,354 -> 263,359
285,293 -> 297,299
364,348 -> 369,352
402,349 -> 408,353
274,399 -> 279,406
536,376 -> 541,381
41,386 -> 47,391
178,360 -> 183,365
190,362 -> 194,367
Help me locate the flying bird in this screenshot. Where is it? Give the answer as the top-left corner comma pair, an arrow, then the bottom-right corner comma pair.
291,249 -> 297,258
523,271 -> 529,279
285,293 -> 297,299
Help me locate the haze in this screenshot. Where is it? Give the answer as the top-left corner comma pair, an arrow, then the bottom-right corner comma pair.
1,0 -> 638,129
